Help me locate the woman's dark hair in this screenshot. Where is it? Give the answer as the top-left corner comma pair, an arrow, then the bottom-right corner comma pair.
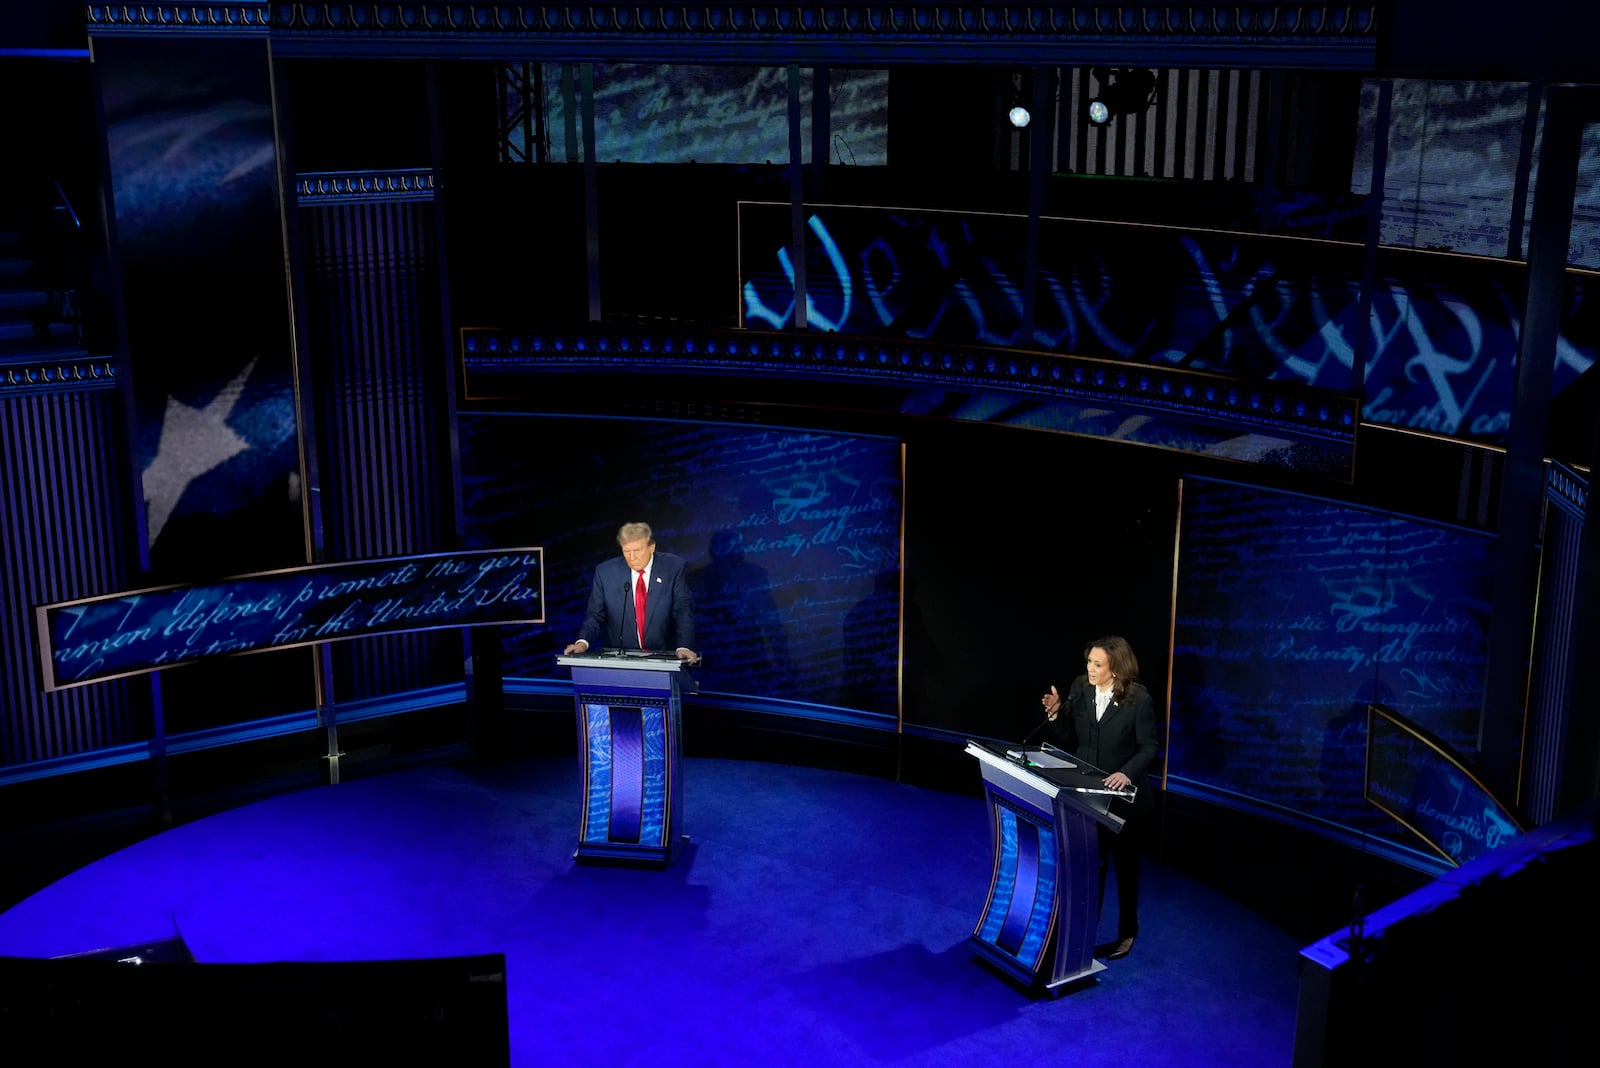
1085,634 -> 1140,702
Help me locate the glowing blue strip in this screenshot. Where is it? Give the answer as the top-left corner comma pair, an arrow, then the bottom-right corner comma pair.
504,678 -> 898,732
1019,823 -> 1058,967
0,682 -> 468,786
582,704 -> 613,844
639,703 -> 668,846
977,808 -> 1019,947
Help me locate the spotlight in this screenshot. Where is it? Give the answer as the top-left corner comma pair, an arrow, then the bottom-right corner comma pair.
1084,68 -> 1159,127
1005,69 -> 1038,132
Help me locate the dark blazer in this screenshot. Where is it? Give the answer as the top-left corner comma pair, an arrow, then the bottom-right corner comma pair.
576,551 -> 696,652
1047,675 -> 1161,813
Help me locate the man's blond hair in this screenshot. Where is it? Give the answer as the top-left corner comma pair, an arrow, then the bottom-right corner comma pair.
617,522 -> 654,544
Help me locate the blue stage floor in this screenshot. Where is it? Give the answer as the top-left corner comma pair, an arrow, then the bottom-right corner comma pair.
0,756 -> 1303,1066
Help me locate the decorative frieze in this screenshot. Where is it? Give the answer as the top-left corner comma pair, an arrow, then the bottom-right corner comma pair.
0,355 -> 119,395
85,4 -> 1380,67
296,170 -> 436,205
462,323 -> 1359,459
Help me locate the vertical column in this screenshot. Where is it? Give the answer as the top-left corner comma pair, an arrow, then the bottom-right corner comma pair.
1482,86 -> 1598,803
788,64 -> 808,330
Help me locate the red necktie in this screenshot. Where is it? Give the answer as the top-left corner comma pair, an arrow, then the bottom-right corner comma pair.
634,569 -> 648,649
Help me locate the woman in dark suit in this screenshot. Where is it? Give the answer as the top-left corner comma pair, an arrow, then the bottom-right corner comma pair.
1041,634 -> 1160,960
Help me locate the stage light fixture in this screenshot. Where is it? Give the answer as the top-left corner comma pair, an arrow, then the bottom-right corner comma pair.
1004,69 -> 1038,132
1084,68 -> 1159,127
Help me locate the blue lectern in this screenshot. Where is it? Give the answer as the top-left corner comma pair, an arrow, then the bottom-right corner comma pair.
559,653 -> 696,867
965,739 -> 1135,993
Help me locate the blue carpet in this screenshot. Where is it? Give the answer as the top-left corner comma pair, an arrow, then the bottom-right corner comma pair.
0,756 -> 1301,1066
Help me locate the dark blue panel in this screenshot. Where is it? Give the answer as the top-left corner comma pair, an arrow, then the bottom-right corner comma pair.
608,706 -> 644,844
461,417 -> 903,717
1170,478 -> 1494,842
996,817 -> 1040,957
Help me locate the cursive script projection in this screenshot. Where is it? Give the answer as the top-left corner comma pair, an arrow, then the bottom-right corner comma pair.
533,63 -> 888,166
1168,478 -> 1493,842
459,416 -> 902,716
1353,79 -> 1600,268
1365,705 -> 1521,866
36,549 -> 545,691
738,203 -> 1597,447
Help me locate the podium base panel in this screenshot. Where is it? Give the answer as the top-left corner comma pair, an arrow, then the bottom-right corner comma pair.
1043,956 -> 1108,994
574,843 -> 675,868
968,935 -> 1107,995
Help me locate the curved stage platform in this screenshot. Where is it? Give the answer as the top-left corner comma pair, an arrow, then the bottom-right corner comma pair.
0,756 -> 1300,1066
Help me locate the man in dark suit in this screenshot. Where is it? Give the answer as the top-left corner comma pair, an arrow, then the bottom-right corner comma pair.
564,522 -> 699,662
1041,634 -> 1160,960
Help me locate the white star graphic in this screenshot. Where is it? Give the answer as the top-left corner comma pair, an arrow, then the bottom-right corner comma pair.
141,356 -> 258,547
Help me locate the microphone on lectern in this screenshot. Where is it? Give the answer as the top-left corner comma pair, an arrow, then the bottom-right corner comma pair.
618,580 -> 635,651
1008,695 -> 1055,762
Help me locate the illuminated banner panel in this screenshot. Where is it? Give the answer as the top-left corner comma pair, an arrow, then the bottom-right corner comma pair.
35,549 -> 544,692
1365,704 -> 1522,866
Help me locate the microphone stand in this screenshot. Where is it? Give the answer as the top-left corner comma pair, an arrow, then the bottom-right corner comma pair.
1008,709 -> 1054,764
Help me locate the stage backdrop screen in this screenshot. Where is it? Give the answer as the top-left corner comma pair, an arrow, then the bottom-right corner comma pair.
738,201 -> 1597,448
1168,477 -> 1495,856
459,416 -> 903,720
